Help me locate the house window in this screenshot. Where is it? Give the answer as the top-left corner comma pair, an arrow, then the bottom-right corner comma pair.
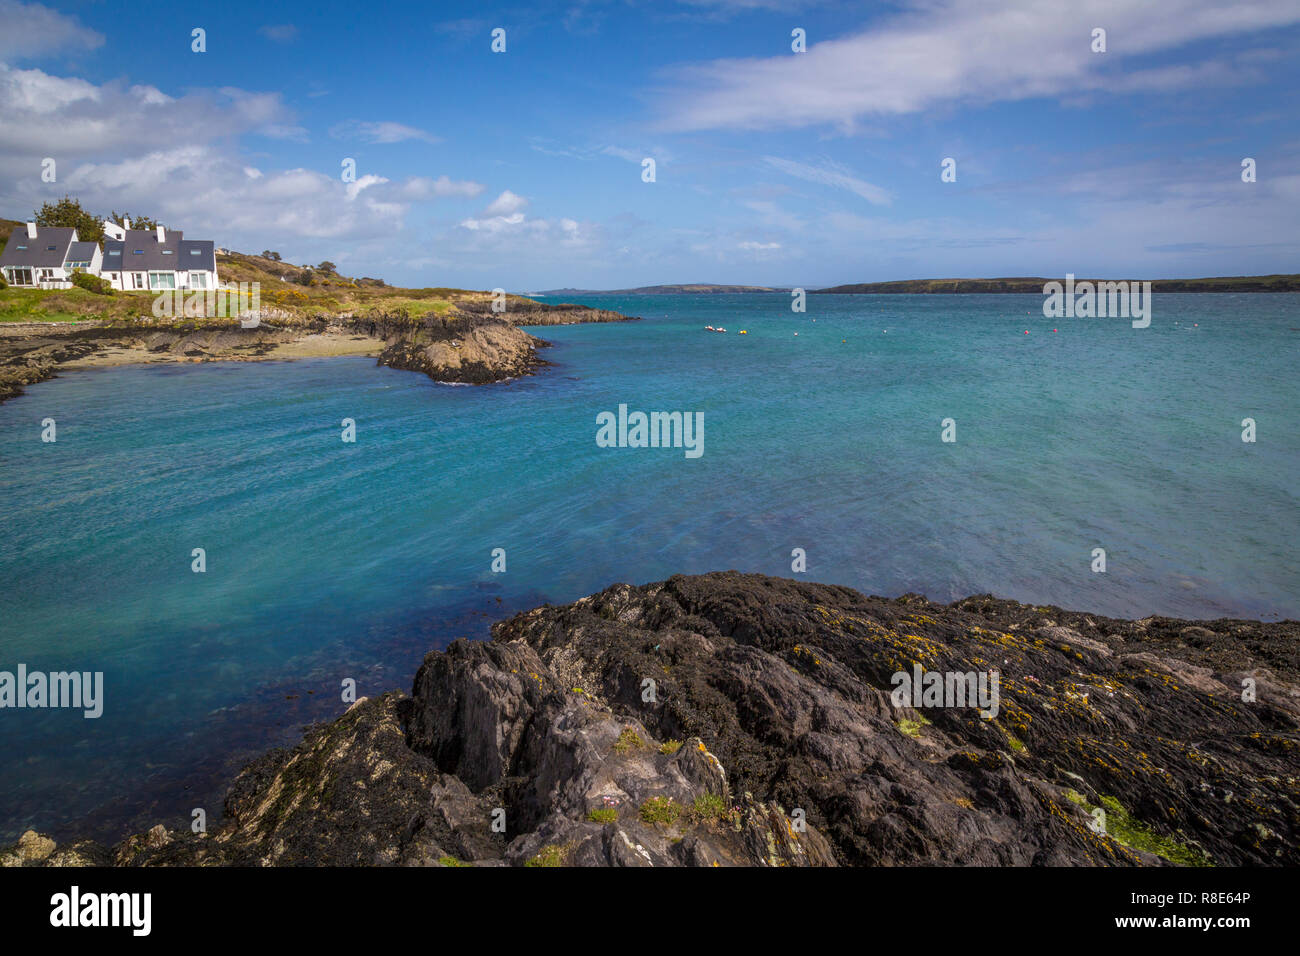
190,249 -> 200,256
131,272 -> 146,289
149,272 -> 176,290
6,267 -> 33,285
108,250 -> 121,257
190,272 -> 208,289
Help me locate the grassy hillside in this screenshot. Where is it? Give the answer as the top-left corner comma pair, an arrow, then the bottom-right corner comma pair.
0,247 -> 580,323
0,218 -> 22,258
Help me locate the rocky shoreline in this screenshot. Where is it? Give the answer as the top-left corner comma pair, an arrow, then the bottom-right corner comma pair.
0,300 -> 636,402
4,572 -> 1295,867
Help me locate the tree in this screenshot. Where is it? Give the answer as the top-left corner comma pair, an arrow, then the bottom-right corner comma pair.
262,250 -> 282,262
34,196 -> 102,243
295,269 -> 314,286
110,211 -> 161,232
317,260 -> 336,273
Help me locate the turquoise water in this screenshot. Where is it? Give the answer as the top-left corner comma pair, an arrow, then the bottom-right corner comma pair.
0,292 -> 1297,841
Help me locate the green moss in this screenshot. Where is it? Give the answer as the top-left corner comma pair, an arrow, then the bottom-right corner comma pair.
898,714 -> 931,738
1006,734 -> 1026,753
1066,790 -> 1213,867
639,796 -> 681,826
586,808 -> 618,824
438,855 -> 472,867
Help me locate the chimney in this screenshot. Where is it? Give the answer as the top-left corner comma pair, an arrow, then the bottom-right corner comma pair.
26,222 -> 36,238
157,225 -> 165,242
123,218 -> 131,230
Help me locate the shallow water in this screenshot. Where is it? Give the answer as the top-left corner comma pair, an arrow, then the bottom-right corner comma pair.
0,292 -> 1296,841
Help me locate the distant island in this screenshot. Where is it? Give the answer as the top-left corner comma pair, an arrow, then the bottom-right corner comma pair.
816,275 -> 1300,293
538,275 -> 1300,296
536,283 -> 790,295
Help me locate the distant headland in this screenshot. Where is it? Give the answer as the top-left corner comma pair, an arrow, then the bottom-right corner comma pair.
538,275 -> 1300,295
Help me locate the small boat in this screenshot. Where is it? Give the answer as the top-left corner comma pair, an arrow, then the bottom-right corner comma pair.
704,325 -> 716,331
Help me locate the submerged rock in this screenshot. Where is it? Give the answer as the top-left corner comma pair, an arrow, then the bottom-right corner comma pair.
8,573 -> 1297,866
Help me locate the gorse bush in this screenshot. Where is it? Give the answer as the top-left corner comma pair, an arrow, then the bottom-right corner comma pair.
70,271 -> 113,295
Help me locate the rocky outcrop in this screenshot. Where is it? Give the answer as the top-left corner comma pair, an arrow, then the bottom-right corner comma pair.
6,573 -> 1296,866
375,314 -> 547,384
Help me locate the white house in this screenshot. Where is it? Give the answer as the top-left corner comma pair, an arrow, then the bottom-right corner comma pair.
100,222 -> 219,292
1,218 -> 219,292
0,223 -> 80,288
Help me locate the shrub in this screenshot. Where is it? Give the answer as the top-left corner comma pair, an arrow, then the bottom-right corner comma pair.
70,271 -> 113,295
613,728 -> 644,754
295,269 -> 314,286
691,793 -> 728,823
639,796 -> 681,826
525,844 -> 570,867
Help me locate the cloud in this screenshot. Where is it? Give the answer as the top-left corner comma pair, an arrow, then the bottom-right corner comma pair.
398,175 -> 485,200
763,156 -> 891,205
0,65 -> 304,155
482,190 -> 528,216
329,120 -> 441,144
0,1 -> 104,63
658,0 -> 1300,131
739,240 -> 781,251
258,24 -> 299,43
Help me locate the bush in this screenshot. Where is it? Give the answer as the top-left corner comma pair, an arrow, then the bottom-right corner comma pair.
70,271 -> 113,295
295,269 -> 314,286
639,796 -> 681,826
0,273 -> 7,290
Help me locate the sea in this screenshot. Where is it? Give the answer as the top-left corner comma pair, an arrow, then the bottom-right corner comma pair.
0,292 -> 1296,842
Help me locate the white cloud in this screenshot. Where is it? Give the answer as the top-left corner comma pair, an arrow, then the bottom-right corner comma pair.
329,120 -> 441,144
483,190 -> 528,216
0,1 -> 104,63
763,156 -> 891,205
398,175 -> 485,200
659,0 -> 1300,131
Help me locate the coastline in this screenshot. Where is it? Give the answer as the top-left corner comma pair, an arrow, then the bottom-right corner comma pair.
5,571 -> 1295,868
0,299 -> 638,403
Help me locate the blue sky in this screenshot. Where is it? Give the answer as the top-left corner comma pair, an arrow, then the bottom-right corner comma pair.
1,0 -> 1298,289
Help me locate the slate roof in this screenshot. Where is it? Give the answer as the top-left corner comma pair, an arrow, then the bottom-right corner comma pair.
102,229 -> 186,273
0,226 -> 76,268
64,241 -> 98,264
178,239 -> 216,274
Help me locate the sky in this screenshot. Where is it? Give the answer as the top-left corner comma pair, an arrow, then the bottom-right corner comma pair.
0,0 -> 1298,290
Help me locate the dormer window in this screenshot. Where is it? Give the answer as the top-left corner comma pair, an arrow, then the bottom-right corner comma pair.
133,249 -> 143,254
162,250 -> 173,255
